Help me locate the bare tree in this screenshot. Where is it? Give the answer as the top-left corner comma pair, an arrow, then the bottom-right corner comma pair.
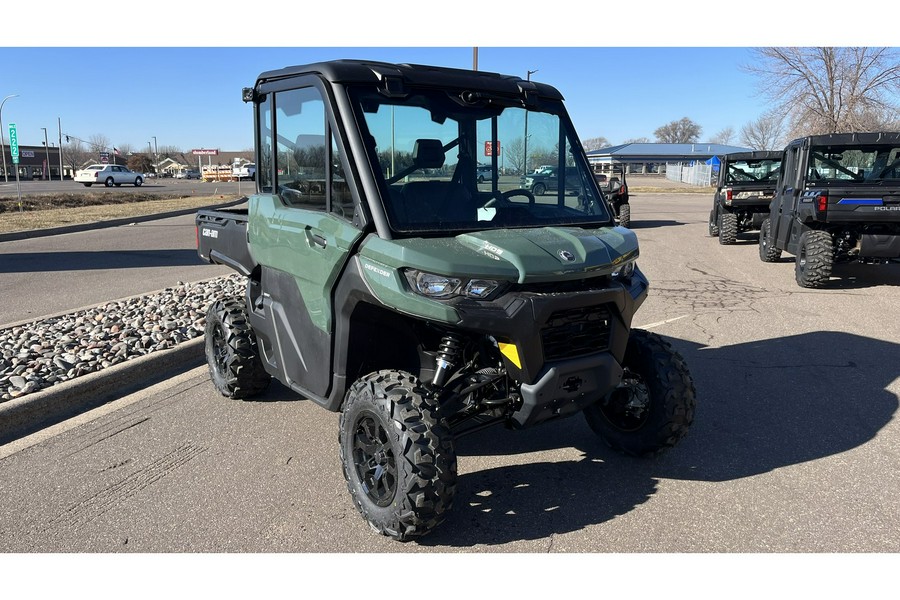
63,139 -> 91,173
740,110 -> 789,150
622,137 -> 651,144
582,136 -> 610,151
745,47 -> 900,138
709,127 -> 735,145
505,137 -> 525,174
88,134 -> 111,157
654,117 -> 702,143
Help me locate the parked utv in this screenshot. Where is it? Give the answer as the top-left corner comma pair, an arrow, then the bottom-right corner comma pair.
759,132 -> 900,287
708,151 -> 782,244
196,60 -> 695,541
595,168 -> 630,227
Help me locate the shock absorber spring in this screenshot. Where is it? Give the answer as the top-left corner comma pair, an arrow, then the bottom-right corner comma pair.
432,334 -> 463,388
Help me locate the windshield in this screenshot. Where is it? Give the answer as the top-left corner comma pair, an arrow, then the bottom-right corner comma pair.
725,158 -> 781,184
809,144 -> 900,183
351,87 -> 611,234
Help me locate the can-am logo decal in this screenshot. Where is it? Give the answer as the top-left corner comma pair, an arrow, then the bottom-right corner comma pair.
558,250 -> 576,262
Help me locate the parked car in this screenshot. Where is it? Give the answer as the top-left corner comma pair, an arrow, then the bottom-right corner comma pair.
520,165 -> 584,196
185,169 -> 201,180
476,164 -> 492,183
173,171 -> 187,179
74,164 -> 144,187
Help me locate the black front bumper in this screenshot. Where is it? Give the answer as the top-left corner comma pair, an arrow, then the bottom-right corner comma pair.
448,268 -> 649,428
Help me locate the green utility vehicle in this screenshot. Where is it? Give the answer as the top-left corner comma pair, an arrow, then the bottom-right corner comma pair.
196,60 -> 696,540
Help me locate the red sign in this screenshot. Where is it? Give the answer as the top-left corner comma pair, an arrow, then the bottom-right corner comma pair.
192,149 -> 219,156
484,141 -> 501,156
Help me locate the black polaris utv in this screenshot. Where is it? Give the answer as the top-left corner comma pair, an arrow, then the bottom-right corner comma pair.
758,132 -> 900,287
708,150 -> 782,244
196,59 -> 696,541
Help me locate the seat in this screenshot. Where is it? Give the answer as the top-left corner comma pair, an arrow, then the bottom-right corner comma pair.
400,181 -> 473,224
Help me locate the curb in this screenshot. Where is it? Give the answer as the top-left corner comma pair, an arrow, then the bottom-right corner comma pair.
0,197 -> 247,243
0,336 -> 206,445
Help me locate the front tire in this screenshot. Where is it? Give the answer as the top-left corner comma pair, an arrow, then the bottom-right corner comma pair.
708,209 -> 719,236
758,218 -> 782,262
795,230 -> 833,288
718,212 -> 737,245
204,298 -> 271,398
339,370 -> 457,541
618,203 -> 631,228
584,329 -> 695,457
134,177 -> 143,187
532,183 -> 546,196
82,183 -> 92,187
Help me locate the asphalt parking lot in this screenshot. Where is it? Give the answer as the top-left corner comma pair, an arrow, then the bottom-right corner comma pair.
0,191 -> 898,555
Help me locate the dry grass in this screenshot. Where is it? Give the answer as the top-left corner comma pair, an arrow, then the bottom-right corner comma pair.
0,194 -> 243,234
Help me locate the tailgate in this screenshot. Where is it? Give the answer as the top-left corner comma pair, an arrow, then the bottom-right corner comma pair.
196,209 -> 256,276
825,189 -> 900,223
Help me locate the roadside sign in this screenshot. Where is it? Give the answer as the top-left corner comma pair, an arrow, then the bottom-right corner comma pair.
99,152 -> 109,164
8,123 -> 19,164
484,140 -> 501,157
192,149 -> 219,156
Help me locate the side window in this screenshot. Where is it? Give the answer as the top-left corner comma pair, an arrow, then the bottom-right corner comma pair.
259,95 -> 273,192
274,87 -> 326,209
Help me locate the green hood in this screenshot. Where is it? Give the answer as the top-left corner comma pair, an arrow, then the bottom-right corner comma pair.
362,226 -> 639,284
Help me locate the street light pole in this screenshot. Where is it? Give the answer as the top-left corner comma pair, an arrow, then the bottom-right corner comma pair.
147,141 -> 153,175
41,127 -> 50,180
1,93 -> 19,183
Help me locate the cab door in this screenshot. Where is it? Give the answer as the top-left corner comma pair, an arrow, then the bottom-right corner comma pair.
251,83 -> 364,399
772,143 -> 803,248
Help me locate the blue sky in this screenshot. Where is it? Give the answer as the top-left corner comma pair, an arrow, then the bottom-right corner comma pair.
3,4 -> 894,154
1,47 -> 766,152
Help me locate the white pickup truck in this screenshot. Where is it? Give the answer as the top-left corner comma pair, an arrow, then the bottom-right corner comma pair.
232,162 -> 256,180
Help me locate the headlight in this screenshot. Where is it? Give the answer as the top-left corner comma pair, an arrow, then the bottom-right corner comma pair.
404,269 -> 503,300
611,260 -> 636,281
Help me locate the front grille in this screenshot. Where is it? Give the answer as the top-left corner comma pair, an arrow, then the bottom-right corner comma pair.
541,304 -> 612,361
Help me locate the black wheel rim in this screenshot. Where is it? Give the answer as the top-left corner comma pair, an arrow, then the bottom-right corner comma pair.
211,322 -> 229,375
600,370 -> 651,432
352,413 -> 397,507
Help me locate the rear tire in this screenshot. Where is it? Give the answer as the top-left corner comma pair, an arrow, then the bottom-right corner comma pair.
758,218 -> 782,262
718,212 -> 737,245
82,183 -> 92,187
339,370 -> 457,541
795,230 -> 833,288
584,329 -> 695,457
617,203 -> 631,228
204,298 -> 271,399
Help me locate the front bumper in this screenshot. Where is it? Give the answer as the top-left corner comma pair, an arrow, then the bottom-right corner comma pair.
448,268 -> 649,428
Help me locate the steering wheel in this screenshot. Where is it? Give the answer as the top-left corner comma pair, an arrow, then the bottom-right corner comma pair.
484,188 -> 536,208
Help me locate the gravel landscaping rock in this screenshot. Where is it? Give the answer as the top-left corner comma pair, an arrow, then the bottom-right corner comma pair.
0,274 -> 247,404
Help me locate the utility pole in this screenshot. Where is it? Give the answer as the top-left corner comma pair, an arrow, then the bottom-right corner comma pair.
473,47 -> 478,71
57,118 -> 64,180
1,93 -> 19,183
523,70 -> 538,176
152,135 -> 159,177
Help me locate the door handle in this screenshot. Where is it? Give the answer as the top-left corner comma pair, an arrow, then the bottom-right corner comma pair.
306,230 -> 327,249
